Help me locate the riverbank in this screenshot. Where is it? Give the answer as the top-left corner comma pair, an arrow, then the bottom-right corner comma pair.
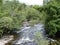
0,35 -> 14,45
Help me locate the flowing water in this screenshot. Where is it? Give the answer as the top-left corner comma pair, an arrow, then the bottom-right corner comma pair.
12,24 -> 49,45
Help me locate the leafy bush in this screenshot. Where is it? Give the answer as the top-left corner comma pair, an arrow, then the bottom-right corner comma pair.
0,17 -> 14,29
0,17 -> 15,36
25,7 -> 41,21
34,32 -> 49,45
0,0 -> 48,37
44,0 -> 60,37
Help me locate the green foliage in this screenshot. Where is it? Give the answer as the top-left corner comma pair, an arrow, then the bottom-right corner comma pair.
34,32 -> 49,45
0,0 -> 45,37
31,0 -> 60,37
0,17 -> 14,30
44,0 -> 60,37
0,29 -> 4,37
0,0 -> 3,37
32,5 -> 47,24
25,7 -> 41,21
32,5 -> 40,10
0,0 -> 2,15
0,0 -> 2,6
1,0 -> 59,38
0,17 -> 15,36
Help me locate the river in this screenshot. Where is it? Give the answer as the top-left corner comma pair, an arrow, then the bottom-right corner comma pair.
5,23 -> 60,45
12,24 -> 49,45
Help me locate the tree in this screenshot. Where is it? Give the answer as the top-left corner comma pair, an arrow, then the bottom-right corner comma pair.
0,17 -> 14,35
0,0 -> 46,37
0,0 -> 3,37
44,0 -> 60,37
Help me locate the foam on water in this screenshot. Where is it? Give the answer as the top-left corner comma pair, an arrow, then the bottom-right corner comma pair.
13,24 -> 47,45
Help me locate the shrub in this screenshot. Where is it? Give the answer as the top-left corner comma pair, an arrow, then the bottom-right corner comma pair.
0,17 -> 14,36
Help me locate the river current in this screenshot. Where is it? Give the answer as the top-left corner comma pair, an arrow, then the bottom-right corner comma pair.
13,24 -> 49,45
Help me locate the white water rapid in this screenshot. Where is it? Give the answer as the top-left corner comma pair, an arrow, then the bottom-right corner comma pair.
13,24 -> 49,45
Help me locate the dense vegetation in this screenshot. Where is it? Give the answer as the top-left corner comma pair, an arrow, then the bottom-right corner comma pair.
44,0 -> 60,37
0,0 -> 60,38
32,0 -> 60,37
0,0 -> 44,37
